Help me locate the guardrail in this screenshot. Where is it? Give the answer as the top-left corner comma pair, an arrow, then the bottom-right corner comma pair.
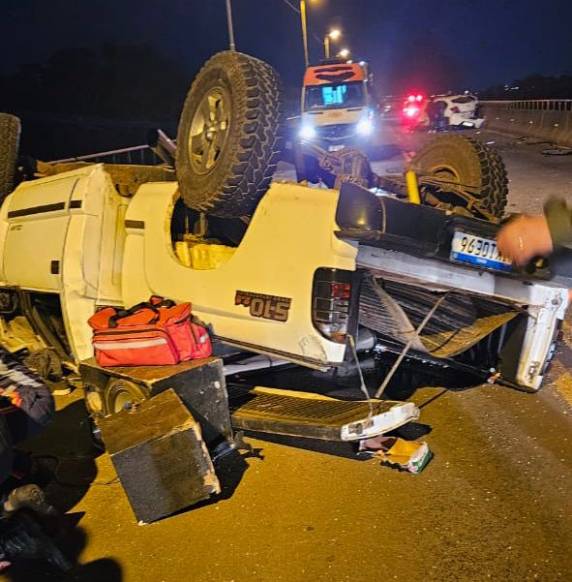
480,99 -> 572,146
50,143 -> 162,165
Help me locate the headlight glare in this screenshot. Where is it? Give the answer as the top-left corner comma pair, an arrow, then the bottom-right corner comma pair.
299,124 -> 316,140
357,118 -> 374,136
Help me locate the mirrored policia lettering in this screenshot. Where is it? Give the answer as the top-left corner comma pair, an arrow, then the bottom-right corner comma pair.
235,291 -> 292,322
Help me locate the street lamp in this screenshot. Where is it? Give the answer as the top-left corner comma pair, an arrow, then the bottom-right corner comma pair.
323,29 -> 341,59
300,1 -> 310,68
337,48 -> 350,59
292,0 -> 320,68
225,0 -> 236,51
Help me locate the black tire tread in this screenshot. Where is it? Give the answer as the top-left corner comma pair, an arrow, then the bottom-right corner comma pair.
176,52 -> 283,218
412,134 -> 508,219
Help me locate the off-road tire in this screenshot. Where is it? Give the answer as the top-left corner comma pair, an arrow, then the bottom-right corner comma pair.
176,51 -> 283,218
0,113 -> 21,200
411,134 -> 508,218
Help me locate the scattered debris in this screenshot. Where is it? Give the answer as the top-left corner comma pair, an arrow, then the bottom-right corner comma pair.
23,348 -> 63,382
359,435 -> 432,474
515,136 -> 554,146
542,146 -> 572,156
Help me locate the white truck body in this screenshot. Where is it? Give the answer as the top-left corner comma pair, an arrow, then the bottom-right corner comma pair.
0,165 -> 127,359
0,163 -> 567,391
0,165 -> 354,367
122,179 -> 354,368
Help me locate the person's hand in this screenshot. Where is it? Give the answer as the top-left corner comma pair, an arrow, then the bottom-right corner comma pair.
497,214 -> 553,266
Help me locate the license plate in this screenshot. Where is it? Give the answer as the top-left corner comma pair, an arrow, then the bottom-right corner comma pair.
450,231 -> 512,273
328,145 -> 344,152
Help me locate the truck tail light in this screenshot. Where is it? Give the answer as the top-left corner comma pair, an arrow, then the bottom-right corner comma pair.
312,268 -> 355,343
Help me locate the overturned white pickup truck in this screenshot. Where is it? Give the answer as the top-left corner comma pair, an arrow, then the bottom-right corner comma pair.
0,51 -> 569,419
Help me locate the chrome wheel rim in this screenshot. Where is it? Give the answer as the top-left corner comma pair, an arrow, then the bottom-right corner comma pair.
189,87 -> 231,175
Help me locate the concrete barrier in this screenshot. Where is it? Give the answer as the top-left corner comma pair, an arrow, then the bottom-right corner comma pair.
480,100 -> 572,147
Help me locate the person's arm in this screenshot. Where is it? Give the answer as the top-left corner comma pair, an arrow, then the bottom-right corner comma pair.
495,196 -> 572,266
496,213 -> 553,266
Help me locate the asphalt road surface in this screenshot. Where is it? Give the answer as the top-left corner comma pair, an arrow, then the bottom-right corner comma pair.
4,125 -> 572,582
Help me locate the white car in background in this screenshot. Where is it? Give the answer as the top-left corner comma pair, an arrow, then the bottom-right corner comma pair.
430,93 -> 484,129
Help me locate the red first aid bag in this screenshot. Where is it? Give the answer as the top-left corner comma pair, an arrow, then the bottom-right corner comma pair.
87,296 -> 212,367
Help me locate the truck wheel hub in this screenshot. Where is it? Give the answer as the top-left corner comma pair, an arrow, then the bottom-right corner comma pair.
189,88 -> 230,175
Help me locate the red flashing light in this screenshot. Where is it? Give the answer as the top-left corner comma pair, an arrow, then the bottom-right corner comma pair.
403,105 -> 420,118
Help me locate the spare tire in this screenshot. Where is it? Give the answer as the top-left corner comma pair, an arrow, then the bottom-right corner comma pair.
411,134 -> 508,219
0,113 -> 21,201
176,51 -> 283,218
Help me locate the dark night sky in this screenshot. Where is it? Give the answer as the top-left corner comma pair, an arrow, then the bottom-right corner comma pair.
1,0 -> 571,94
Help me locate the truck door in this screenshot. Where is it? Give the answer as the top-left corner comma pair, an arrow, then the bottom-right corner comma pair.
1,173 -> 80,292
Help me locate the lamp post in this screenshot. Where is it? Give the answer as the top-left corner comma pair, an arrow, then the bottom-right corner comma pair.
337,48 -> 350,60
323,28 -> 341,59
300,0 -> 310,68
225,0 -> 236,50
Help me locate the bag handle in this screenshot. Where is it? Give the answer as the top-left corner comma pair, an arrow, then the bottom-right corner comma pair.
149,295 -> 176,309
108,302 -> 161,328
108,296 -> 178,328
